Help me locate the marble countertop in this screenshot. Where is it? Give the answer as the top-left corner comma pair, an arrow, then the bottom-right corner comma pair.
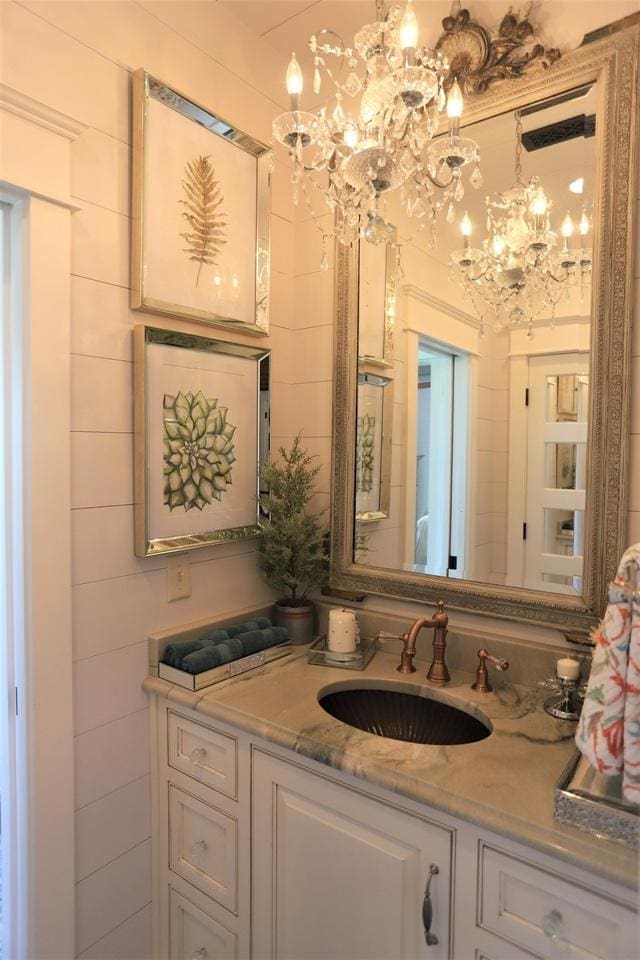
143,646 -> 638,890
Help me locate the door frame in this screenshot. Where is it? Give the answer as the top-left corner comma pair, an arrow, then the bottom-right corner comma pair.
1,83 -> 86,958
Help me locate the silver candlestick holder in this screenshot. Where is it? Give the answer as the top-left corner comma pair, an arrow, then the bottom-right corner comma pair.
543,675 -> 584,721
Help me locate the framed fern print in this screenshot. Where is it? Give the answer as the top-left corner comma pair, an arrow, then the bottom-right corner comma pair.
134,324 -> 271,557
131,70 -> 271,335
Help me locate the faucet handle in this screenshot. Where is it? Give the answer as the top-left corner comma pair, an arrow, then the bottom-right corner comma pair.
397,632 -> 416,674
471,648 -> 509,693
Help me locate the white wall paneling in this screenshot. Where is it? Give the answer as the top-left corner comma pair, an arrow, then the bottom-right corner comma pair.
2,3 -> 640,956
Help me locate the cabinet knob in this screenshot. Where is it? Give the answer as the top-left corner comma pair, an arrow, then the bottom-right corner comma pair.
191,839 -> 208,858
189,747 -> 207,764
191,949 -> 208,960
422,863 -> 439,947
542,908 -> 563,941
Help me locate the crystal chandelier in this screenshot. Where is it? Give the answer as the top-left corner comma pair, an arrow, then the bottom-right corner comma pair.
272,0 -> 482,265
450,111 -> 592,337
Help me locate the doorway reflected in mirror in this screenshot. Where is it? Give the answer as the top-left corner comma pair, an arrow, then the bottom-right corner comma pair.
354,84 -> 596,597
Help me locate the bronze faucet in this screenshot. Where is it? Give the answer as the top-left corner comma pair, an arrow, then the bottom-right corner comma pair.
397,600 -> 450,684
471,648 -> 509,693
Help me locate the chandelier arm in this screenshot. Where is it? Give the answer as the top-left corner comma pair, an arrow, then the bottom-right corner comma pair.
291,151 -> 340,174
421,166 -> 456,190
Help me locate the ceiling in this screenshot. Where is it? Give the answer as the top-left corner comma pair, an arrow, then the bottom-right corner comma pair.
219,1 -> 640,70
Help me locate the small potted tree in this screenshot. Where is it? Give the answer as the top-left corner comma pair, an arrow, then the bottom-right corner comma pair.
258,435 -> 328,644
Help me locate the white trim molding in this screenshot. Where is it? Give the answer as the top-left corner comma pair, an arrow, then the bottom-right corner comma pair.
0,84 -> 87,141
402,283 -> 480,330
0,76 -> 80,960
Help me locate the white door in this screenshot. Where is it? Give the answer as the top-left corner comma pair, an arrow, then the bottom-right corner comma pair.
252,751 -> 452,960
524,354 -> 589,594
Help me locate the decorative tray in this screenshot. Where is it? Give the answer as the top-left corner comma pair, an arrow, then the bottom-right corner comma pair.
158,640 -> 292,691
554,751 -> 639,849
308,635 -> 376,671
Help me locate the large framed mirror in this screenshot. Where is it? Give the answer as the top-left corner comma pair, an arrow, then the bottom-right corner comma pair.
330,16 -> 639,634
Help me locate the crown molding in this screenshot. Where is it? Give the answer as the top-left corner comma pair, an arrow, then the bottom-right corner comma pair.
0,84 -> 88,140
402,282 -> 481,330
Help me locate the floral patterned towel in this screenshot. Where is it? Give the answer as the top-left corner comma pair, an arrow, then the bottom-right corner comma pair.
575,544 -> 640,805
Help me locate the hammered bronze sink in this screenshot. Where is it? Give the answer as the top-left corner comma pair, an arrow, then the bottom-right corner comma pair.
318,684 -> 492,746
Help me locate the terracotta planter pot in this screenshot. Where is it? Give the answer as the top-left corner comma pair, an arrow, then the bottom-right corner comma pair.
275,601 -> 315,645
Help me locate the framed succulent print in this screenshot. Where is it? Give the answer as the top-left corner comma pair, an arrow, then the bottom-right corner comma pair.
131,70 -> 271,335
134,325 -> 270,557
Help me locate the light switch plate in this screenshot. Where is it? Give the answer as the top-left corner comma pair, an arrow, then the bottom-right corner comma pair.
167,554 -> 191,601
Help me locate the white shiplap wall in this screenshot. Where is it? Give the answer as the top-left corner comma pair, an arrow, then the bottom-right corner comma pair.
2,1 -> 298,955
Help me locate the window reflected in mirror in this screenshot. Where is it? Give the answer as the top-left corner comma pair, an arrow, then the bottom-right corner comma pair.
353,83 -> 597,598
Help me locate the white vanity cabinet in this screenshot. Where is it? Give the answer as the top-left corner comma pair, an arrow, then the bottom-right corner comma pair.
149,696 -> 637,960
251,750 -> 452,959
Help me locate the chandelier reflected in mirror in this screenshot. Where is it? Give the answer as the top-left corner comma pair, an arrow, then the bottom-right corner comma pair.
272,0 -> 482,264
450,111 -> 593,337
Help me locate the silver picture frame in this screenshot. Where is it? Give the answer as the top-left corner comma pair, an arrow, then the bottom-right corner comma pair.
134,324 -> 270,557
131,69 -> 271,336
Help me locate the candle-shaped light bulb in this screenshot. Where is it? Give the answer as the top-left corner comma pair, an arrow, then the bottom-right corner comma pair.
447,78 -> 464,118
530,193 -> 548,217
460,211 -> 472,253
399,0 -> 419,51
579,211 -> 589,237
286,52 -> 303,109
492,234 -> 505,257
343,122 -> 359,149
561,212 -> 574,239
447,78 -> 463,137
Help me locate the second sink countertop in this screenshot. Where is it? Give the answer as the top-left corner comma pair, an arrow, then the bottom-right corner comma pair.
142,646 -> 638,891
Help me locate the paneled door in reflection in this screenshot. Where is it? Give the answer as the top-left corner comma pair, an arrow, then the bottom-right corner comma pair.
524,354 -> 589,594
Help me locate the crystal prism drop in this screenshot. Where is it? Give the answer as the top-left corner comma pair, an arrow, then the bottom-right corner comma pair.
344,71 -> 362,98
313,66 -> 321,95
454,179 -> 464,202
438,84 -> 446,112
320,249 -> 329,272
446,202 -> 455,224
470,164 -> 483,189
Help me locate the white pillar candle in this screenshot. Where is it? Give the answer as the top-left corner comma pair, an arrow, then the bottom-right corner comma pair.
327,608 -> 358,653
557,657 -> 580,680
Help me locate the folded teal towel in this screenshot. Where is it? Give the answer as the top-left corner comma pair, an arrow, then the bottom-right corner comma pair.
200,628 -> 231,645
236,626 -> 289,657
226,616 -> 272,638
182,643 -> 234,674
180,627 -> 288,674
163,636 -> 214,668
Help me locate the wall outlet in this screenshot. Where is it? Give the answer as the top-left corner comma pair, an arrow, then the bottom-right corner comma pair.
167,554 -> 191,601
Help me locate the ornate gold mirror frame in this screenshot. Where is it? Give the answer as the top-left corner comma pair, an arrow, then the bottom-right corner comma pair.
330,16 -> 639,633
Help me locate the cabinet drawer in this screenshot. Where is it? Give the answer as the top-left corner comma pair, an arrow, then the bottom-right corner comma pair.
169,785 -> 238,913
168,710 -> 238,799
169,886 -> 237,960
478,843 -> 637,960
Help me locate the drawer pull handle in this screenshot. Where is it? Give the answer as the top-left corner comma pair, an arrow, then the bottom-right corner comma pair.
191,839 -> 208,857
422,863 -> 439,947
189,747 -> 207,764
542,908 -> 563,941
191,949 -> 208,960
